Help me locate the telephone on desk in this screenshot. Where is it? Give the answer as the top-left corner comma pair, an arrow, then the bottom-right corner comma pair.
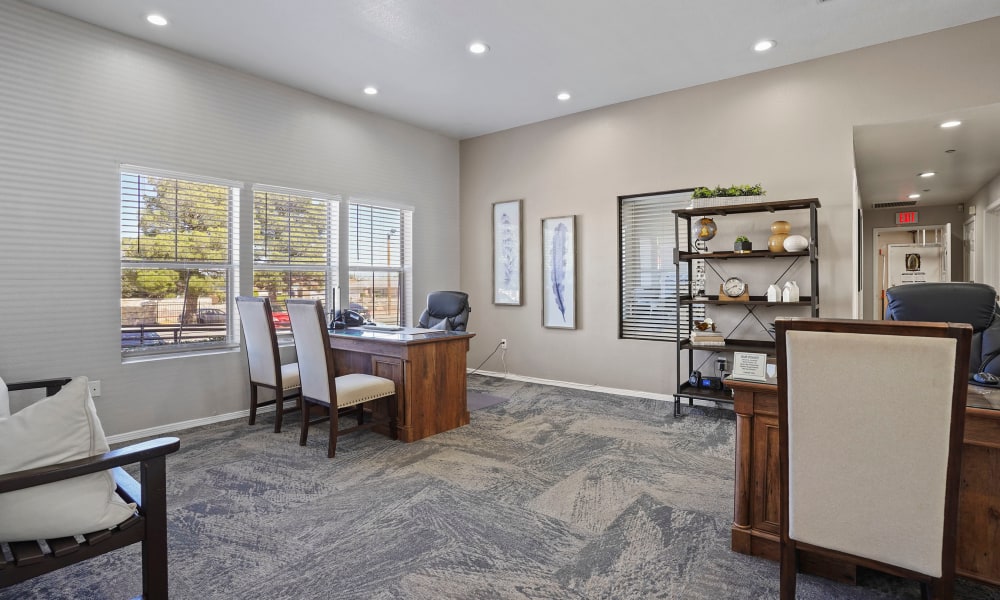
330,309 -> 365,330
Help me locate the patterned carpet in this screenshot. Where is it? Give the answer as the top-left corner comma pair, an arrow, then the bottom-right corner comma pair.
3,375 -> 999,599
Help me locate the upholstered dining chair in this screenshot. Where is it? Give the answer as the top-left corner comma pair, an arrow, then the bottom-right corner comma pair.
286,299 -> 397,458
235,296 -> 301,433
775,317 -> 971,599
417,291 -> 471,331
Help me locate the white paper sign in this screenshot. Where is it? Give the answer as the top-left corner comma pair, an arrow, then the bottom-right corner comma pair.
732,352 -> 767,382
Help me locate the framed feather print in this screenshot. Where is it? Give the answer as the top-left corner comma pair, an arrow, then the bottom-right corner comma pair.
492,199 -> 523,305
542,215 -> 576,329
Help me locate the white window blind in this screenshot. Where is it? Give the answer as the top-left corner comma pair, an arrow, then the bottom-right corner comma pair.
348,202 -> 413,326
120,166 -> 240,355
252,186 -> 339,330
619,190 -> 704,341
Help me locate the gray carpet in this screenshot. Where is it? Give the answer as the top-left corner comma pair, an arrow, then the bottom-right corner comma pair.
3,375 -> 999,599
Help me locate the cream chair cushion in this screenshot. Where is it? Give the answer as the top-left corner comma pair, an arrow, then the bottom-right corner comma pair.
0,377 -> 136,542
785,329 -> 957,577
335,373 -> 396,407
0,373 -> 9,418
281,362 -> 301,391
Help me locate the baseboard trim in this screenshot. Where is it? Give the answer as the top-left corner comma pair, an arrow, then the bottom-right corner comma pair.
110,372 -> 716,444
468,369 -> 723,410
106,403 -> 286,445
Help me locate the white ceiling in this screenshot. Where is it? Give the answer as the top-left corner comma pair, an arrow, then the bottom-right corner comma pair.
855,103 -> 1000,210
19,0 -> 1000,140
19,0 -> 1000,209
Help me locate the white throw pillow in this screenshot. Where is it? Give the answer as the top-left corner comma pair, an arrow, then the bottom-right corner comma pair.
0,373 -> 9,419
0,377 -> 136,542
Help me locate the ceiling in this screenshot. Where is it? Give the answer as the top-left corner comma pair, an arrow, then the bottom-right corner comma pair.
19,0 -> 1000,140
855,103 -> 1000,210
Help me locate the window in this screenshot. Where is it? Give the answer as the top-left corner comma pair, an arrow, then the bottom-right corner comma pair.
348,202 -> 412,326
252,186 -> 339,331
120,166 -> 240,355
619,189 -> 703,340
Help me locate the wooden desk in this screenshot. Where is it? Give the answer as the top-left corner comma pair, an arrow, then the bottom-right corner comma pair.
328,328 -> 474,443
730,379 -> 1000,587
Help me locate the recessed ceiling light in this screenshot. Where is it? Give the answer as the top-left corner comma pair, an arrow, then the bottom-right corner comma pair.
940,120 -> 962,128
556,92 -> 571,101
468,42 -> 489,54
753,39 -> 776,52
363,86 -> 378,95
146,14 -> 168,26
908,193 -> 921,199
919,171 -> 935,178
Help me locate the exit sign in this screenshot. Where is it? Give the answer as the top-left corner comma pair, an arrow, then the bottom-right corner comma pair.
895,211 -> 919,225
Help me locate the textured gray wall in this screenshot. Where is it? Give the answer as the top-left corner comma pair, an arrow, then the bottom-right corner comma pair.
0,1 -> 459,435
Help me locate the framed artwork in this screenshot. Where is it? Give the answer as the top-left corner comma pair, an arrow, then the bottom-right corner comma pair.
492,199 -> 523,305
542,215 -> 576,329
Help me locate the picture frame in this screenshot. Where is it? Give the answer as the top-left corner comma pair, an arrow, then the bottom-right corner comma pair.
542,215 -> 576,329
492,199 -> 523,305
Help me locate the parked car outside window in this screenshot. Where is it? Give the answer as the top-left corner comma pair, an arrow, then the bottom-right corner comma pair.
196,308 -> 226,324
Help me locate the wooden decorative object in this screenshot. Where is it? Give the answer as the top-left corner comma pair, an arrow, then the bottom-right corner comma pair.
718,284 -> 750,302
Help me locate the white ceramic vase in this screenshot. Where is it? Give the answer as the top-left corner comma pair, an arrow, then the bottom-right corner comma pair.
783,234 -> 808,252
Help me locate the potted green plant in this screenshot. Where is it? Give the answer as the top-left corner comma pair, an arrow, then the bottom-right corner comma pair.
691,184 -> 766,207
734,235 -> 752,254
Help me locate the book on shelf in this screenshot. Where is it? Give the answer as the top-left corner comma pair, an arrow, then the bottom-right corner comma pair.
689,330 -> 724,339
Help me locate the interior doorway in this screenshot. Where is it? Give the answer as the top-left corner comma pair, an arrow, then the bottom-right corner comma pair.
872,224 -> 951,319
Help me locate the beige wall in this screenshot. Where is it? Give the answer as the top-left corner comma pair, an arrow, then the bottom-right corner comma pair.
969,170 -> 1000,288
460,18 -> 1000,394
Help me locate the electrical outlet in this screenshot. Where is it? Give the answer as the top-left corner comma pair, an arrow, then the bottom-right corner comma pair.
88,380 -> 101,397
500,338 -> 508,350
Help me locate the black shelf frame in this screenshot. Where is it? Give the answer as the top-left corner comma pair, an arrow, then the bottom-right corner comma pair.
672,198 -> 820,417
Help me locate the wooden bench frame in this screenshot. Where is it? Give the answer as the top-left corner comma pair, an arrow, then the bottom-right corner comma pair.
0,387 -> 179,600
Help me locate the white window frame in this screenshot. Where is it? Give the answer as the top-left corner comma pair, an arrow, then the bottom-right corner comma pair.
348,200 -> 413,326
120,165 -> 241,357
251,184 -> 340,329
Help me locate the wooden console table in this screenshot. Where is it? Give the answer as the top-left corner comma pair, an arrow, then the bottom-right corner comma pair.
328,328 -> 474,443
730,379 -> 1000,586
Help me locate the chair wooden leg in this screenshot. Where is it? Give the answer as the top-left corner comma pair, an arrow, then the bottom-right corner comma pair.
248,385 -> 259,426
328,403 -> 339,458
925,576 -> 952,600
140,455 -> 169,600
356,404 -> 364,426
273,389 -> 285,433
299,402 -> 310,447
779,541 -> 797,600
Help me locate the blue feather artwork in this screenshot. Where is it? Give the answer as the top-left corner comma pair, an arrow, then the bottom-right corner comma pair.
550,222 -> 568,321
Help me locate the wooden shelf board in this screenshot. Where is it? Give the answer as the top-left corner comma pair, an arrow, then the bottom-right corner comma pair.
678,249 -> 809,261
673,198 -> 820,217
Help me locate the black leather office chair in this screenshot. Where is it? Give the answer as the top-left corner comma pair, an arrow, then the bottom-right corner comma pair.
885,282 -> 1000,376
417,291 -> 471,332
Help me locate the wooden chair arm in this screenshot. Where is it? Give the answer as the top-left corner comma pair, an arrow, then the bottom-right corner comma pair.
5,378 -> 72,397
0,437 -> 180,494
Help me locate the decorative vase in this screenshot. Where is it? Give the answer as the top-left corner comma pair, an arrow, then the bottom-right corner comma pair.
768,220 -> 791,253
783,234 -> 808,252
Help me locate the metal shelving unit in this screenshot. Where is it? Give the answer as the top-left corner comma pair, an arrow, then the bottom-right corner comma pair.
672,198 -> 820,416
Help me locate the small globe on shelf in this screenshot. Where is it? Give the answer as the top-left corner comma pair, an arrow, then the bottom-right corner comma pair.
692,217 -> 717,253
